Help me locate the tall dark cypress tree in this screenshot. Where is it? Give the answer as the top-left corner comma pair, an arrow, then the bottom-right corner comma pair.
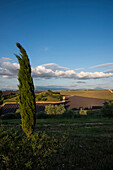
15,43 -> 36,137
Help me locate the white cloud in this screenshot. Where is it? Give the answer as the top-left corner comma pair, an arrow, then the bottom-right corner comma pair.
0,61 -> 113,80
90,63 -> 113,69
1,57 -> 12,61
74,68 -> 84,71
41,63 -> 68,71
0,61 -> 19,78
32,65 -> 54,78
103,69 -> 113,73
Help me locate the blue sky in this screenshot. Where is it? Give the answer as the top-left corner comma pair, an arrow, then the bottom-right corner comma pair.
0,0 -> 113,90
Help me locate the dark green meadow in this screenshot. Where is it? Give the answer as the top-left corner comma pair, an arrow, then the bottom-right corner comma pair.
0,115 -> 113,170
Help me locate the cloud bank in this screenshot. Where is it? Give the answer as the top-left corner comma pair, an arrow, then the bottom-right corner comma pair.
0,60 -> 113,80
91,63 -> 113,69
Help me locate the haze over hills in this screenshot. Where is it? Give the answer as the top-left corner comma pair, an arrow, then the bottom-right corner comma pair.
0,85 -> 110,91
35,86 -> 107,91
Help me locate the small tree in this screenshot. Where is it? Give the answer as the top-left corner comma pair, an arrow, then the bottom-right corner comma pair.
101,101 -> 113,118
15,43 -> 36,137
45,104 -> 65,115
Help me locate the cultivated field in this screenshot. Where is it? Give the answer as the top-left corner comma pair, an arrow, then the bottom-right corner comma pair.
60,90 -> 113,100
1,90 -> 113,114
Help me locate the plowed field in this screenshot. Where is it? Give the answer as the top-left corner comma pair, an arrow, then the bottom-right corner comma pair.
1,95 -> 106,114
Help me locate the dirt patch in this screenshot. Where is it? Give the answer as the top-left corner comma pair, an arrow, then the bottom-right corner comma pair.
65,95 -> 105,110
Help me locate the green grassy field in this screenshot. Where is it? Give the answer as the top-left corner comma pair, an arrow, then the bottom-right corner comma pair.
3,96 -> 17,103
60,90 -> 113,100
1,117 -> 113,169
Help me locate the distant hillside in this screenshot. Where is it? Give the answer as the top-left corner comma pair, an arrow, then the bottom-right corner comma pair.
35,86 -> 73,91
35,90 -> 63,102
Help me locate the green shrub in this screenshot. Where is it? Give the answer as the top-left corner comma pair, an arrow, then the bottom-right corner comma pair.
43,97 -> 47,101
101,101 -> 113,118
16,108 -> 20,114
63,109 -> 79,118
0,128 -> 63,170
53,91 -> 60,94
36,111 -> 48,119
79,108 -> 87,115
57,95 -> 63,101
45,104 -> 66,115
1,113 -> 21,119
87,110 -> 102,118
63,109 -> 74,118
47,89 -> 53,94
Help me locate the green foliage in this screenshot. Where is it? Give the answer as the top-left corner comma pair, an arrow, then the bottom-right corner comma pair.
1,118 -> 113,170
16,108 -> 20,114
0,127 -> 63,170
79,108 -> 87,115
0,91 -> 2,99
87,110 -> 102,118
45,104 -> 66,115
15,92 -> 19,103
15,43 -> 36,137
36,90 -> 63,102
101,101 -> 113,118
63,109 -> 79,118
47,89 -> 53,94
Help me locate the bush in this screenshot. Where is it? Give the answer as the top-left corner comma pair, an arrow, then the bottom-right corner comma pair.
16,108 -> 20,114
79,108 -> 87,115
101,101 -> 113,118
36,111 -> 48,119
63,109 -> 80,118
0,128 -> 63,170
1,113 -> 21,119
57,95 -> 63,101
87,110 -> 102,118
53,91 -> 60,94
45,104 -> 66,115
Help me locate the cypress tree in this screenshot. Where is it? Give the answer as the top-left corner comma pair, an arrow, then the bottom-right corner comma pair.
15,43 -> 36,137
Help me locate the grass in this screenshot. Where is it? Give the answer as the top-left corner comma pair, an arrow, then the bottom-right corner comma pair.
3,96 -> 17,103
0,116 -> 113,169
60,90 -> 113,100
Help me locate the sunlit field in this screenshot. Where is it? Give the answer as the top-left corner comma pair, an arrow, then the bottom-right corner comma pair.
60,90 -> 113,100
